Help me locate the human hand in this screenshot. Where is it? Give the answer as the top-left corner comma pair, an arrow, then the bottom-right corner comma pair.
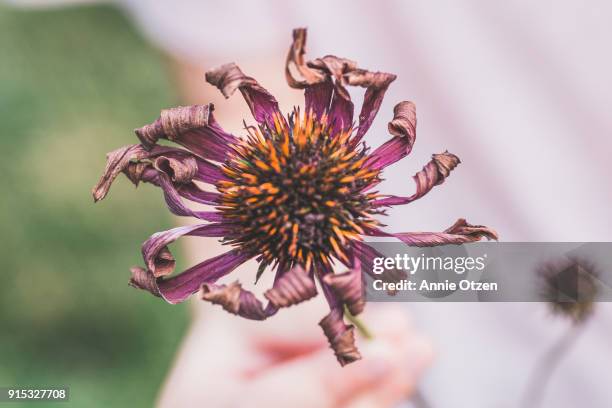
157,301 -> 433,408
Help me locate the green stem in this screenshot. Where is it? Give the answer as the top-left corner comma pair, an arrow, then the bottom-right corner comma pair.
343,305 -> 373,340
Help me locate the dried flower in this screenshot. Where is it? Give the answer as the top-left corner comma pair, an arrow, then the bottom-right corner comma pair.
92,28 -> 497,365
538,257 -> 598,324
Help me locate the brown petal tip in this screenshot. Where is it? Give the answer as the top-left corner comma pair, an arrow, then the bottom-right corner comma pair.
129,266 -> 160,297
201,281 -> 242,314
432,151 -> 461,179
92,144 -> 145,203
445,218 -> 499,241
388,101 -> 417,142
150,246 -> 176,278
322,270 -> 365,316
264,266 -> 317,308
153,155 -> 197,184
286,28 -> 326,88
134,105 -> 212,147
205,63 -> 250,99
320,311 -> 362,366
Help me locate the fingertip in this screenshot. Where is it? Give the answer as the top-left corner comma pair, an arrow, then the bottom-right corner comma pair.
359,304 -> 413,338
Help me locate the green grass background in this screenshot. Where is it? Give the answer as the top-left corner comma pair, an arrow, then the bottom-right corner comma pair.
0,4 -> 189,407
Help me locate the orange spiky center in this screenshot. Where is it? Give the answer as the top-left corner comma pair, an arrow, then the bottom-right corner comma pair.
217,109 -> 382,276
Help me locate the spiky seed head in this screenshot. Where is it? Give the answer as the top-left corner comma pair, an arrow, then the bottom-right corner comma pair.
217,109 -> 382,275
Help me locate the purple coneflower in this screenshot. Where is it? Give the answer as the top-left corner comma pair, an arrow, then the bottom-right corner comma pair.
92,28 -> 497,365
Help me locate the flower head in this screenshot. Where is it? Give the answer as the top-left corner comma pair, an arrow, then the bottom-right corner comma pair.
538,257 -> 598,324
218,109 -> 382,274
93,28 -> 497,365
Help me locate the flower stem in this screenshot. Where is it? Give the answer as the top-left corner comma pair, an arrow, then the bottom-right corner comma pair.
520,322 -> 586,408
343,305 -> 373,340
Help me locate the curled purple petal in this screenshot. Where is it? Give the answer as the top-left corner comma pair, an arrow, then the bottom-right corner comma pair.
92,144 -> 147,202
142,223 -> 233,277
202,282 -> 273,320
304,79 -> 334,119
145,172 -> 222,221
201,265 -> 317,320
388,100 -> 417,141
206,63 -> 283,128
286,29 -> 348,126
92,144 -> 225,209
328,83 -> 354,135
130,248 -> 250,304
346,70 -> 397,143
285,28 -> 327,89
309,56 -> 356,134
264,265 -> 317,308
319,308 -> 361,366
153,155 -> 197,184
195,158 -> 228,185
322,262 -> 365,316
373,151 -> 460,207
286,28 -> 396,138
129,266 -> 160,297
201,281 -> 248,314
370,218 -> 498,247
367,102 -> 417,171
160,250 -> 250,304
316,269 -> 362,366
176,184 -> 220,206
134,104 -> 236,162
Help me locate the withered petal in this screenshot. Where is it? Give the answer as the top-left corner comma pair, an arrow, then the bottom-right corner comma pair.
92,144 -> 147,202
304,78 -> 334,119
367,102 -> 416,171
201,281 -> 243,314
285,28 -> 396,137
200,265 -> 317,320
387,100 -> 417,141
206,63 -> 283,128
373,151 -> 460,207
93,143 -> 225,209
370,218 -> 498,247
319,309 -> 361,366
322,264 -> 365,316
264,265 -> 317,308
134,104 -> 236,162
201,281 -> 271,320
346,70 -> 397,143
142,223 -> 233,277
130,248 -> 253,306
153,155 -> 197,184
285,28 -> 327,88
175,184 -> 220,206
154,173 -> 223,221
129,266 -> 161,297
